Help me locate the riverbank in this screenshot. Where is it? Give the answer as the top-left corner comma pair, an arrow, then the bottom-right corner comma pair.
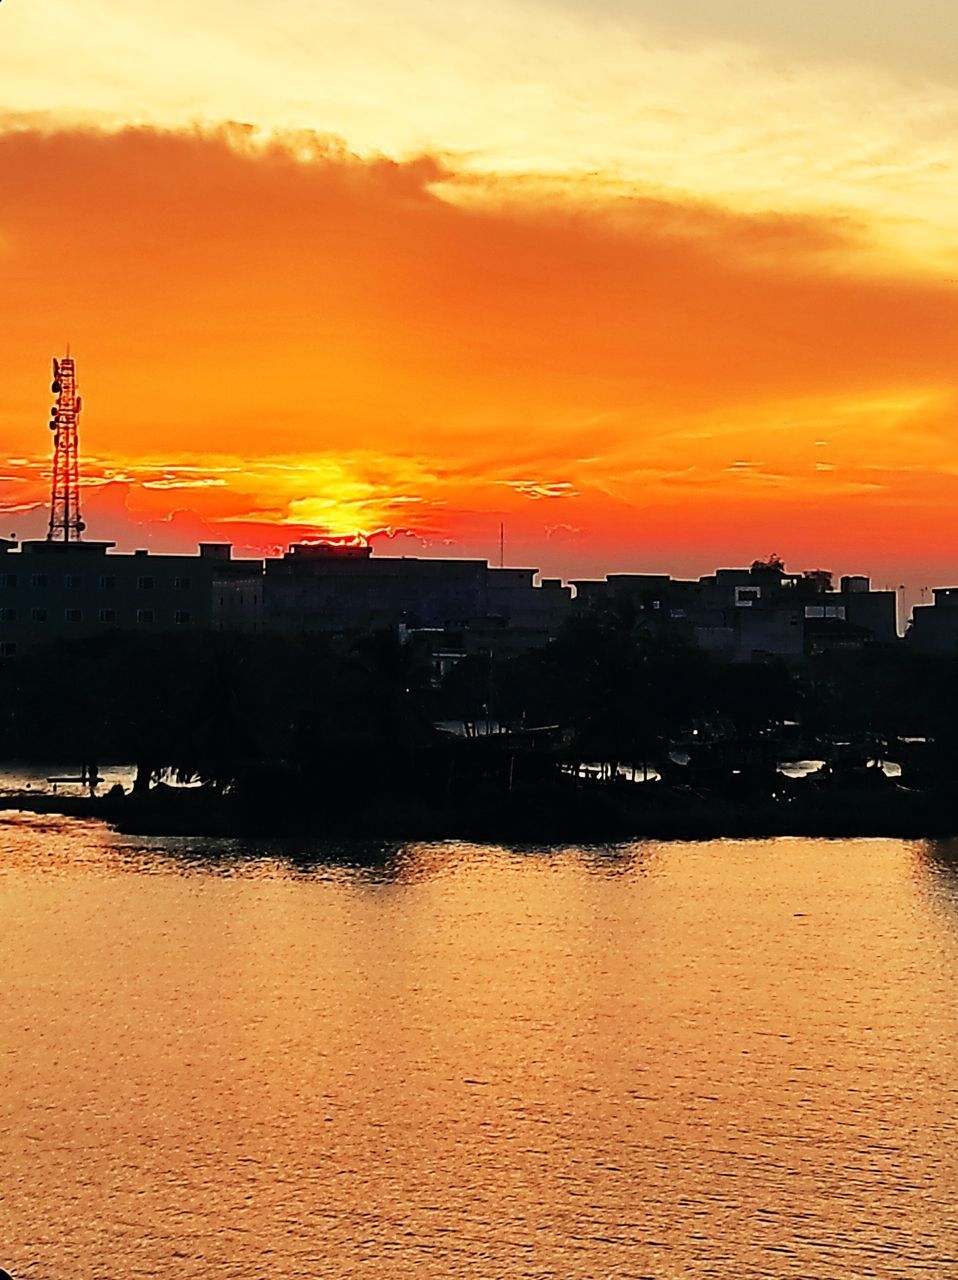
3,777 -> 958,841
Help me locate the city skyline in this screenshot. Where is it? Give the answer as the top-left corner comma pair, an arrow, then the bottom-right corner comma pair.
4,2 -> 958,598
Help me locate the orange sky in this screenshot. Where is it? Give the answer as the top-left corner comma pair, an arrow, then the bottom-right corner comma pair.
4,1 -> 958,591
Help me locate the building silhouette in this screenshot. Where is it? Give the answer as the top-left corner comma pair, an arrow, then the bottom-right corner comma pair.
213,541 -> 573,658
0,536 -> 933,661
907,588 -> 958,651
0,539 -> 255,657
571,562 -> 897,659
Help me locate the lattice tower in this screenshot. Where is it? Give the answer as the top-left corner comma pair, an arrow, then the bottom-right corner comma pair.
46,354 -> 85,542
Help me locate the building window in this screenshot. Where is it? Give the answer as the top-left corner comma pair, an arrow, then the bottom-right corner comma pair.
65,574 -> 82,588
0,608 -> 16,622
174,576 -> 191,590
100,575 -> 116,590
137,576 -> 154,590
0,642 -> 17,657
2,574 -> 17,588
99,609 -> 116,623
31,574 -> 48,588
32,608 -> 47,623
137,609 -> 154,624
65,608 -> 82,623
174,610 -> 192,625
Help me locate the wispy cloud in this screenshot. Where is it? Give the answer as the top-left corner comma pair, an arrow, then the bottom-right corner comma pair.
500,480 -> 579,500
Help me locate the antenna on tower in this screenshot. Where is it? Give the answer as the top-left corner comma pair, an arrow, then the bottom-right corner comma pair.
46,353 -> 86,543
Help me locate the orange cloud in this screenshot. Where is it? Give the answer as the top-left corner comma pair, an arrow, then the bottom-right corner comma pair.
3,121 -> 958,585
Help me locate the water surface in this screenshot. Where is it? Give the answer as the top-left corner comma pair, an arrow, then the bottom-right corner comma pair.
2,814 -> 957,1277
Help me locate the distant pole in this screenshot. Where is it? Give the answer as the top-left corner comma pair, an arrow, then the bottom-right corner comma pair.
499,522 -> 504,569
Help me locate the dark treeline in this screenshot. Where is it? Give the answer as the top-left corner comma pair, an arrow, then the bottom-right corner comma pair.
447,607 -> 956,758
4,608 -> 958,836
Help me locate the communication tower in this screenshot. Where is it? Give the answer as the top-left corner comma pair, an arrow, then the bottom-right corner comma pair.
46,353 -> 85,542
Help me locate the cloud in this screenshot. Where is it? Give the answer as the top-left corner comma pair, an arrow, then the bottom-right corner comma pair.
4,122 -> 958,580
8,0 -> 958,265
4,121 -> 956,460
501,480 -> 579,500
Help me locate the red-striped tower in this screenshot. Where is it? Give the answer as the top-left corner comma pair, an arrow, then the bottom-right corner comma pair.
46,353 -> 86,542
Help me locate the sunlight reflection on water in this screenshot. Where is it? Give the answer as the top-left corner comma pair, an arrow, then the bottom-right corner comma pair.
2,815 -> 958,1277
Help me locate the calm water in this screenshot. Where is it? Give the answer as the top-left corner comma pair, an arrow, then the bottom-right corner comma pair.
2,815 -> 958,1278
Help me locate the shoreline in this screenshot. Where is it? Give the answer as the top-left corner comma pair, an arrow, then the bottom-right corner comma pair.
3,782 -> 958,843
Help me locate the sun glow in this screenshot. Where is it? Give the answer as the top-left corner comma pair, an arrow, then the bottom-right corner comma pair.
4,2 -> 958,583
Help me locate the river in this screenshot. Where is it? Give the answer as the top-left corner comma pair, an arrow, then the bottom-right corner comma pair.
2,812 -> 957,1277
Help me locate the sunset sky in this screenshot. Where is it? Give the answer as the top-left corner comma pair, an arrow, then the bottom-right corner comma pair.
3,0 -> 958,591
